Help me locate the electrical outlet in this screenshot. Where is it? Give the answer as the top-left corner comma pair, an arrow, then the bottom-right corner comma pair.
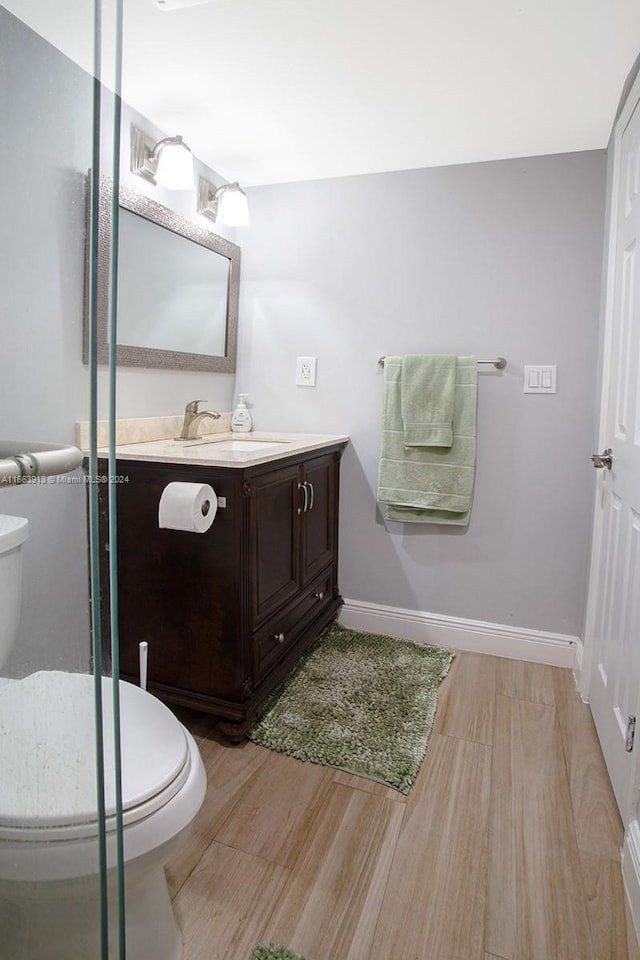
296,357 -> 317,387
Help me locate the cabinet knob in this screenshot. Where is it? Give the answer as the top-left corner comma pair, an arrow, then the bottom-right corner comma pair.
314,591 -> 325,600
274,632 -> 285,644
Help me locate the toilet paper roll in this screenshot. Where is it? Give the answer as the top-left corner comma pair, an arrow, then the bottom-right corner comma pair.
158,482 -> 217,533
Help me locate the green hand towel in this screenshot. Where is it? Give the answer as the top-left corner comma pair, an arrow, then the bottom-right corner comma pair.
401,354 -> 456,447
377,355 -> 477,525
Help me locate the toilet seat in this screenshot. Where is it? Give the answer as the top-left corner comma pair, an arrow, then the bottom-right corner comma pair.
0,671 -> 190,842
0,514 -> 29,554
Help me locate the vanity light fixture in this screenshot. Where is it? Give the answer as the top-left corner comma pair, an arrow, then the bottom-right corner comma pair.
197,176 -> 250,227
130,125 -> 195,190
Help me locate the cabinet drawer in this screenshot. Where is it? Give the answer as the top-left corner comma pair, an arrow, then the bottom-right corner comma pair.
254,570 -> 335,680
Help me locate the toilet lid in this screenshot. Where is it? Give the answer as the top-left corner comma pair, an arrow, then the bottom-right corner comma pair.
0,671 -> 189,838
0,514 -> 28,554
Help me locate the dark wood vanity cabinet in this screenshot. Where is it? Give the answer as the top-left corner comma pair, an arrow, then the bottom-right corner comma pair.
97,443 -> 345,740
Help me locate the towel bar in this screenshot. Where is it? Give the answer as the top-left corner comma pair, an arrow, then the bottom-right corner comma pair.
378,356 -> 507,370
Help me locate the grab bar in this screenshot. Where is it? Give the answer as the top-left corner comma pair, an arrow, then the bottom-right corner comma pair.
0,441 -> 83,485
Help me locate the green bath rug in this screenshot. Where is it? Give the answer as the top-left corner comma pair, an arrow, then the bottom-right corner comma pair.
252,946 -> 312,960
248,621 -> 453,794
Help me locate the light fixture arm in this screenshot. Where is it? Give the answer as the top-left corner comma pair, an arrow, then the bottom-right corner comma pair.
213,181 -> 240,201
151,135 -> 189,159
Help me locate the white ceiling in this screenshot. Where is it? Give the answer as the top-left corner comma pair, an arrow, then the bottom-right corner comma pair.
5,0 -> 640,185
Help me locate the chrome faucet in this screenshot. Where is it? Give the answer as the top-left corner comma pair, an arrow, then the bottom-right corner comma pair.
178,400 -> 221,440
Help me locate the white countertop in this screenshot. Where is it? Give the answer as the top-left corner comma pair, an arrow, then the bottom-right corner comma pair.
99,432 -> 349,470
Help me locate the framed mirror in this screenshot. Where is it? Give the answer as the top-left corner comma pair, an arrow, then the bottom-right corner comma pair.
84,177 -> 240,372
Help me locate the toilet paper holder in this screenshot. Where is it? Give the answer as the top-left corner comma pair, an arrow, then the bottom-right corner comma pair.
158,481 -> 218,533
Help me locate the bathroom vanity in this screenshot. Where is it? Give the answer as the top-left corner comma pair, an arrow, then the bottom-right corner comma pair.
95,430 -> 348,741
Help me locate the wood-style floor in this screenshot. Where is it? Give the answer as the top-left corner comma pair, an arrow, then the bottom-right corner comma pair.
167,652 -> 640,960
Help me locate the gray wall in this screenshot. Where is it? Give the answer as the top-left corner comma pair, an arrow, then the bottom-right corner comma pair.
236,153 -> 606,637
0,9 -> 236,675
0,7 -> 94,674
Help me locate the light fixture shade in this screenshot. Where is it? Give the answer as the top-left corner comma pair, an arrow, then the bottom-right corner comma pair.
216,183 -> 250,226
154,136 -> 195,190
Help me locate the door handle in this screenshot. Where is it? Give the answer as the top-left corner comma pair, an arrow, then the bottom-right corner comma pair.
297,482 -> 309,514
591,448 -> 613,470
306,481 -> 314,510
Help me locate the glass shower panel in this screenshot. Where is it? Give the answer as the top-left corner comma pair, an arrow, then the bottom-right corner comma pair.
0,3 -> 124,958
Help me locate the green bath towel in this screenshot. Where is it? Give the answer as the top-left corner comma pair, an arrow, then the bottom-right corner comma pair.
377,355 -> 478,525
401,354 -> 457,447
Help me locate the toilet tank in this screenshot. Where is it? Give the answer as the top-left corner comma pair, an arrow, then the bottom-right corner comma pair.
0,515 -> 29,671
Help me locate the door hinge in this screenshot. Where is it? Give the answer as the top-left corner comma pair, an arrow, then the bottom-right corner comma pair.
626,715 -> 636,753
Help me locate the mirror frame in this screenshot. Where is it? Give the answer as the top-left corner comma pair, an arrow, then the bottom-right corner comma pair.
84,176 -> 240,373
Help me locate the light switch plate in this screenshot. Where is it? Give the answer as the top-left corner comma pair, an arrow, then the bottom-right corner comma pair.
524,365 -> 557,394
296,357 -> 317,387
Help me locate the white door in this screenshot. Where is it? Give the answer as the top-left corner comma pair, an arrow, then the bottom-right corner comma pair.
584,71 -> 640,823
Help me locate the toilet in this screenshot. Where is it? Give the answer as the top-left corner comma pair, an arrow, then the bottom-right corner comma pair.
0,513 -> 207,960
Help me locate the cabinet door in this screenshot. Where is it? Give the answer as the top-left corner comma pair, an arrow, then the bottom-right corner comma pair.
302,453 -> 338,585
250,462 -> 302,624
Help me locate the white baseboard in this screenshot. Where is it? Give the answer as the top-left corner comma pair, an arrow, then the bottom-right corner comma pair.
623,820 -> 640,949
338,598 -> 577,668
573,637 -> 586,699
574,636 -> 584,674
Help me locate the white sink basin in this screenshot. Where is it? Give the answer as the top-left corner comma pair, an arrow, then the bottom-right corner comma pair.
175,435 -> 291,451
200,438 -> 290,452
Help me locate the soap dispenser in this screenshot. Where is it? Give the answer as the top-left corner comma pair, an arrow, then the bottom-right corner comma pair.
231,393 -> 252,433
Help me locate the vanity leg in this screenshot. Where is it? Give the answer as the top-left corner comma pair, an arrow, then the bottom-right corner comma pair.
217,717 -> 253,744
